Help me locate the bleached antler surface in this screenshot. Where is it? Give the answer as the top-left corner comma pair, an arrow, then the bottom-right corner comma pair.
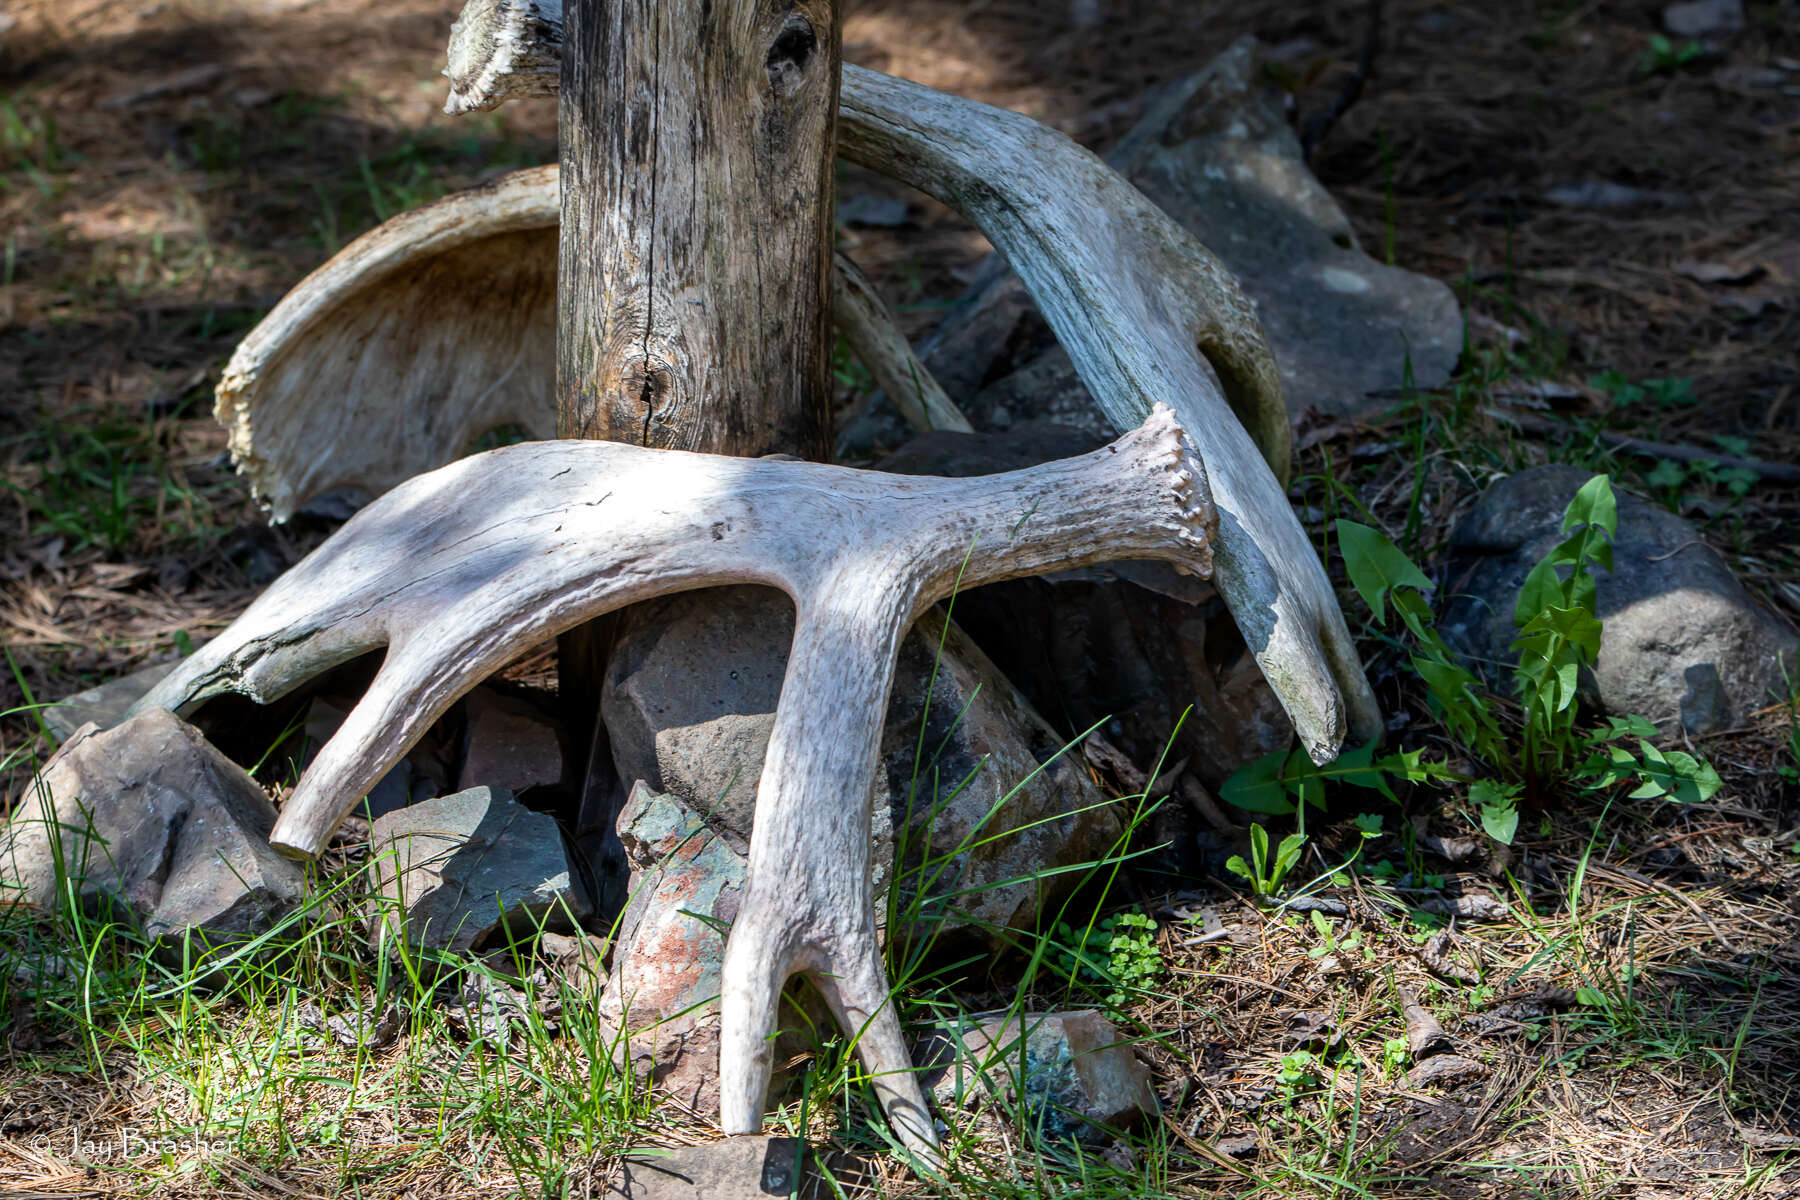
832,249 -> 973,435
129,405 -> 1216,1156
215,167 -> 560,520
832,66 -> 1380,759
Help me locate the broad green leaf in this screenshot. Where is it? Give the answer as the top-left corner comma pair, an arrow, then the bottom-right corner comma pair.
1221,748 -> 1295,815
1337,520 -> 1433,625
1225,855 -> 1252,882
1626,740 -> 1724,804
1274,832 -> 1307,877
1590,714 -> 1659,743
1515,558 -> 1569,628
1472,779 -> 1521,845
1561,474 -> 1618,539
1325,739 -> 1394,801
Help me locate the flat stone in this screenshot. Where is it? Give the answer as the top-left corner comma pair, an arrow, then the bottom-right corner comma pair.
366,786 -> 590,953
0,708 -> 305,955
1439,465 -> 1800,734
459,687 -> 565,795
604,1137 -> 828,1199
41,658 -> 183,743
1664,0 -> 1743,38
925,1010 -> 1158,1143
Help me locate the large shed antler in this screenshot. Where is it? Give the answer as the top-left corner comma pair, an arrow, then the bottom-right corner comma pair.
436,0 -> 1378,757
129,406 -> 1217,1155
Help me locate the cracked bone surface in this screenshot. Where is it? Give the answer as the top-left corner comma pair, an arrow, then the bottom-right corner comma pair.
129,403 -> 1216,1156
434,0 -> 1378,757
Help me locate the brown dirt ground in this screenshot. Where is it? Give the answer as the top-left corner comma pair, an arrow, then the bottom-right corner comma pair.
3,0 -> 1800,1196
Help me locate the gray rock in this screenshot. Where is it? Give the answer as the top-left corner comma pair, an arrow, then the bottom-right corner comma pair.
596,782 -> 757,1113
604,1137 -> 827,1200
366,786 -> 589,954
459,687 -> 565,795
41,658 -> 183,743
951,38 -> 1460,433
838,38 -> 1463,457
925,1010 -> 1157,1143
1439,465 -> 1800,733
1542,181 -> 1692,211
601,588 -> 1121,942
1108,38 -> 1462,420
1664,0 -> 1743,38
876,427 -> 1293,796
0,708 -> 305,954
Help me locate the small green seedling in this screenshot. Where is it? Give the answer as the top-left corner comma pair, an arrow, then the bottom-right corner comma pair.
1305,909 -> 1359,960
1226,822 -> 1307,900
1638,34 -> 1703,75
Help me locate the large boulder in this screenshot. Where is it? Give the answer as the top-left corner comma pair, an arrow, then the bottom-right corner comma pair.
0,708 -> 305,954
366,785 -> 590,954
1440,466 -> 1800,733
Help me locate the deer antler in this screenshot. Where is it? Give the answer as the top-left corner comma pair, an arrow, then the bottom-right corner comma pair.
130,404 -> 1214,1156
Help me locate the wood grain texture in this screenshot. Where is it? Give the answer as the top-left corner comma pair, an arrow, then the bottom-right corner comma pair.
126,404 -> 1217,1158
557,0 -> 838,458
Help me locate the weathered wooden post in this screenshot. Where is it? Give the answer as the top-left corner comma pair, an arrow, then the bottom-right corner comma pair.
553,0 -> 841,917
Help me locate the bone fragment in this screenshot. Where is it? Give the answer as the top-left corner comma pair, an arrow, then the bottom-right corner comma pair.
215,167 -> 560,521
130,404 -> 1216,1156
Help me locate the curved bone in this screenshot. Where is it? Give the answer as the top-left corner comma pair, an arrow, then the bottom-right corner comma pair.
222,171 -> 969,520
832,249 -> 973,435
217,166 -> 561,520
836,66 -> 1381,759
127,404 -> 1216,1157
433,0 -> 1376,757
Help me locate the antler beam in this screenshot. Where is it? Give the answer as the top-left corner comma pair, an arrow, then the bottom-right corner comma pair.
129,405 -> 1216,1156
